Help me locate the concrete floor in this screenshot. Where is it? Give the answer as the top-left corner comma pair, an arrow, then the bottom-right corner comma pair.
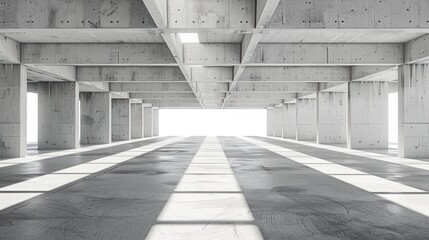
0,136 -> 428,239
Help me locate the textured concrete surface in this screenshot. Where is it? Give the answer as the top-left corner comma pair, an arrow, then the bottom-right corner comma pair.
0,136 -> 428,239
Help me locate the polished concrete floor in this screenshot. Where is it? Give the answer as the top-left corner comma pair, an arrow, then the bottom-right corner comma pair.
0,136 -> 428,239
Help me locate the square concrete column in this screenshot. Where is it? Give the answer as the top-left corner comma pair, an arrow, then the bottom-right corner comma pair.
317,92 -> 347,144
153,107 -> 159,136
267,107 -> 274,136
143,106 -> 153,137
296,99 -> 317,141
38,82 -> 79,150
398,64 -> 429,158
131,103 -> 143,139
0,64 -> 27,158
282,103 -> 296,139
347,82 -> 388,149
273,105 -> 283,137
80,92 -> 111,144
112,99 -> 131,141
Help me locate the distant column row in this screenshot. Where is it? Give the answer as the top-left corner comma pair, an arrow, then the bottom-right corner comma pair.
0,65 -> 160,158
268,82 -> 388,149
267,76 -> 429,157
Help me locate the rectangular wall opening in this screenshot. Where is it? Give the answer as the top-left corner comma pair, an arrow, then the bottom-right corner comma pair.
159,109 -> 266,136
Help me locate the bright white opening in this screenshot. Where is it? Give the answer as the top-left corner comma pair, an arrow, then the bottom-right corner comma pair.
159,109 -> 266,136
27,92 -> 38,143
388,92 -> 398,145
178,33 -> 200,43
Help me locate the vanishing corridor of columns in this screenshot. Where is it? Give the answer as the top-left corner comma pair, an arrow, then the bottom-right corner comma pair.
1,0 -> 429,239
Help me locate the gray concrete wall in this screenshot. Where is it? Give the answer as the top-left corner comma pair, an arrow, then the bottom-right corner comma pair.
38,82 -> 79,150
317,92 -> 347,144
282,103 -> 296,139
296,99 -> 317,141
347,82 -> 388,149
399,64 -> 429,158
80,92 -> 111,144
0,64 -> 27,158
153,107 -> 159,136
143,106 -> 153,137
131,103 -> 143,139
267,107 -> 274,136
112,99 -> 131,141
274,105 -> 283,137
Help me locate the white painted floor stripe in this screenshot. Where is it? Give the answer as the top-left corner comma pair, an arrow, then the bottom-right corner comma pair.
146,137 -> 263,240
241,136 -> 429,218
0,174 -> 89,192
157,193 -> 255,221
0,137 -> 183,212
0,193 -> 43,211
267,137 -> 429,171
175,175 -> 241,192
377,194 -> 429,217
146,224 -> 263,240
0,137 -> 161,165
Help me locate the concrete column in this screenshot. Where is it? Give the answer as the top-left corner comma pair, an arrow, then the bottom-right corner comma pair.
143,106 -> 153,137
273,105 -> 283,137
112,99 -> 131,141
282,103 -> 296,139
317,92 -> 347,144
296,98 -> 317,141
267,107 -> 274,136
347,82 -> 388,149
80,92 -> 111,144
153,107 -> 159,136
38,82 -> 79,150
398,64 -> 429,158
0,64 -> 27,158
131,103 -> 143,139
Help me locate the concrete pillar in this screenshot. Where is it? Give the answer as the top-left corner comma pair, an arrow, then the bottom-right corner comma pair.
317,92 -> 347,144
0,64 -> 27,158
80,92 -> 111,144
296,99 -> 317,141
347,82 -> 388,149
274,105 -> 283,137
153,107 -> 159,136
267,107 -> 274,136
398,64 -> 429,158
38,82 -> 79,150
112,99 -> 131,141
131,103 -> 143,139
143,106 -> 153,137
282,103 -> 296,139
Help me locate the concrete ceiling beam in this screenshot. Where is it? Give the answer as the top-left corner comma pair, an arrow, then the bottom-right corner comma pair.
240,66 -> 350,82
26,65 -> 76,82
129,93 -> 196,99
21,43 -> 175,65
232,82 -> 319,93
405,34 -> 429,63
351,66 -> 398,82
0,35 -> 20,63
250,43 -> 404,65
77,66 -> 185,82
79,82 -> 110,92
191,67 -> 233,82
229,93 -> 297,99
142,0 -> 204,107
109,82 -> 193,92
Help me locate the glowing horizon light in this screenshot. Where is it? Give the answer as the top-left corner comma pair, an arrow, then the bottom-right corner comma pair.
179,33 -> 200,43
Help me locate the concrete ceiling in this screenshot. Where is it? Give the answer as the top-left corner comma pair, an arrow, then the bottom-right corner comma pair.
1,0 -> 429,109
